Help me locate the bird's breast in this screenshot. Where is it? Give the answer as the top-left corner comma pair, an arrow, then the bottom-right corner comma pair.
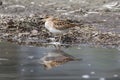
45,21 -> 63,34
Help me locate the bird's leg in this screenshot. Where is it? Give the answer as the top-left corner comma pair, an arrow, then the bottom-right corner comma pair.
54,44 -> 61,50
52,34 -> 62,50
59,34 -> 62,43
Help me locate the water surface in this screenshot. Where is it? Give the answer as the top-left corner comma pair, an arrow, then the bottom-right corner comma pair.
0,42 -> 120,80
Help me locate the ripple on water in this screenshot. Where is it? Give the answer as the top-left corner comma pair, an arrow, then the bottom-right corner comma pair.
99,77 -> 106,80
30,69 -> 34,72
21,68 -> 25,72
82,75 -> 90,79
88,64 -> 92,67
28,56 -> 34,59
113,74 -> 118,77
90,71 -> 95,75
0,58 -> 8,61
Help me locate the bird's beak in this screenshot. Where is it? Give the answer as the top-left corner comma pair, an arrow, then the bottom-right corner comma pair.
41,18 -> 46,22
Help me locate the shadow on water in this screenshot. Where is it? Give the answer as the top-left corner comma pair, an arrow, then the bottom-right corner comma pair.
0,42 -> 120,80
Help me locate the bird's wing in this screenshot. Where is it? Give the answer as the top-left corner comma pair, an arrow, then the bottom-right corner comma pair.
53,19 -> 78,30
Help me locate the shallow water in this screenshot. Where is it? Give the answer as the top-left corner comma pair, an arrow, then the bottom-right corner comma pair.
0,42 -> 120,80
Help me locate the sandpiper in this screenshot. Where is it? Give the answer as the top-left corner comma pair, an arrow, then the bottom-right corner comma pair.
42,15 -> 79,42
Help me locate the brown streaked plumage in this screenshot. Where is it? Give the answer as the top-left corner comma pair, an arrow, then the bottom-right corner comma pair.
53,19 -> 79,30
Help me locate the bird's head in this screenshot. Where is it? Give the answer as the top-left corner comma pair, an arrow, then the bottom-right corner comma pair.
41,15 -> 54,22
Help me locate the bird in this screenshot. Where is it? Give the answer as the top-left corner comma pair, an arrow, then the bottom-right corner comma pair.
42,15 -> 79,42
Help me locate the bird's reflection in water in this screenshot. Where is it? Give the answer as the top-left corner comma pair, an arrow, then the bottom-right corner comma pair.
40,49 -> 81,70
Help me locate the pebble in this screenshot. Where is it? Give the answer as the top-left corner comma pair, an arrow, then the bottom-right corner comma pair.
31,30 -> 38,35
30,2 -> 35,5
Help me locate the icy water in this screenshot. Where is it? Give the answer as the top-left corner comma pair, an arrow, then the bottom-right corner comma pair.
0,42 -> 120,80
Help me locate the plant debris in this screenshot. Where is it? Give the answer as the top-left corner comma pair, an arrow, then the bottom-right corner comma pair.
0,13 -> 120,48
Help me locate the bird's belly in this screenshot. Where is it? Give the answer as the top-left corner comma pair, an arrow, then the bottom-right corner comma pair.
45,23 -> 63,34
49,27 -> 63,34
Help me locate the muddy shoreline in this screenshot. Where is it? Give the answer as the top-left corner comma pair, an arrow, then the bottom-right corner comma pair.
0,0 -> 120,48
0,13 -> 119,48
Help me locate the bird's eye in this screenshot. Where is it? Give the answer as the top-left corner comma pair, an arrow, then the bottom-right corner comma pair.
44,15 -> 50,19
